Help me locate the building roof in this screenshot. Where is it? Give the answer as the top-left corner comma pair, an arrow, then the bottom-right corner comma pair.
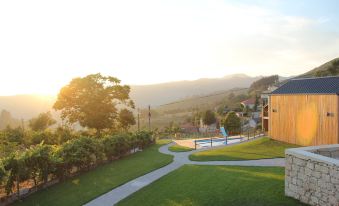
271,76 -> 339,95
241,98 -> 256,105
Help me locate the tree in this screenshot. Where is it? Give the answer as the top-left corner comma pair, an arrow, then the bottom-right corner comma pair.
118,109 -> 136,131
202,110 -> 216,126
0,110 -> 21,130
29,112 -> 56,131
53,73 -> 134,134
222,111 -> 241,135
253,95 -> 260,112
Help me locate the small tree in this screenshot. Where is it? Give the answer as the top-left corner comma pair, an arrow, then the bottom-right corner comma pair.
253,95 -> 259,112
29,112 -> 56,131
222,111 -> 241,135
118,109 -> 136,131
202,110 -> 216,126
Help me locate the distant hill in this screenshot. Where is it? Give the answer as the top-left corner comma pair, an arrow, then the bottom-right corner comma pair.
130,74 -> 261,107
157,88 -> 248,114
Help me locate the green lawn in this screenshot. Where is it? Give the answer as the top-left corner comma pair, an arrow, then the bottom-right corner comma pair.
168,144 -> 193,152
118,165 -> 304,206
190,137 -> 299,161
14,140 -> 173,206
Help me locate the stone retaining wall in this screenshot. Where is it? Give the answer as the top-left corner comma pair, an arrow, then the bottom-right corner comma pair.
285,145 -> 339,206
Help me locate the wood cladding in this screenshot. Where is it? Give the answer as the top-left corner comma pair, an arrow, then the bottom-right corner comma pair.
269,95 -> 339,146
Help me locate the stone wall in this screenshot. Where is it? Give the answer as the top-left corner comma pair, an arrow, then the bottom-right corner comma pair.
285,145 -> 339,206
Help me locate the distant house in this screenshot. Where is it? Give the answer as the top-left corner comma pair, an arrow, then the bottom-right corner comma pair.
241,98 -> 256,110
266,76 -> 339,146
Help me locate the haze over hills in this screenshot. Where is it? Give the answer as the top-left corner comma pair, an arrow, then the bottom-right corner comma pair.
0,95 -> 56,120
130,74 -> 262,107
1,74 -> 261,120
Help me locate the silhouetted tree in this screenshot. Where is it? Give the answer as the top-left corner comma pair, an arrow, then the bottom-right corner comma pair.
53,73 -> 134,134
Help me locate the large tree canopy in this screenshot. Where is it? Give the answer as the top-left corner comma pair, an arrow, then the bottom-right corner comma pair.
53,73 -> 135,132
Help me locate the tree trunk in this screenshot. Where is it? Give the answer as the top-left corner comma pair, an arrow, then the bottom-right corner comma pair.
16,178 -> 20,199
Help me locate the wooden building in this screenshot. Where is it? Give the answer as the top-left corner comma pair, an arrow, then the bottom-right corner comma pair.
268,76 -> 339,146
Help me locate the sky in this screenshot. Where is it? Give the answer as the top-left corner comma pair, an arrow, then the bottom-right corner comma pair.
0,0 -> 339,95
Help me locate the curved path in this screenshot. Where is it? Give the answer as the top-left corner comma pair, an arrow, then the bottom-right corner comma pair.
85,140 -> 285,206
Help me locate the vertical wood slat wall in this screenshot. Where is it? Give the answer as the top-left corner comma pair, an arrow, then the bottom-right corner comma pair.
269,94 -> 339,146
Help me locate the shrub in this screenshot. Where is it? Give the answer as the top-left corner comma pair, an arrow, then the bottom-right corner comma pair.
134,131 -> 154,149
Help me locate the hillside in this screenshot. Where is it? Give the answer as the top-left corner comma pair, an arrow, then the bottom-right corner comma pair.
157,88 -> 248,113
130,74 -> 261,107
297,57 -> 339,78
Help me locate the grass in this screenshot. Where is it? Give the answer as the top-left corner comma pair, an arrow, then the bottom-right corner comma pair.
190,137 -> 299,161
168,144 -> 193,152
14,139 -> 173,206
117,165 -> 305,206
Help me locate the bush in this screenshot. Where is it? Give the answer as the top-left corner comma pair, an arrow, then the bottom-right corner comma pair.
29,130 -> 58,145
133,131 -> 154,149
0,130 -> 155,198
56,137 -> 103,176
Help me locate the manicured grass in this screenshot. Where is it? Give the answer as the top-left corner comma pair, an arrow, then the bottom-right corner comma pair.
168,144 -> 193,152
190,137 -> 299,161
118,165 -> 305,206
14,140 -> 173,206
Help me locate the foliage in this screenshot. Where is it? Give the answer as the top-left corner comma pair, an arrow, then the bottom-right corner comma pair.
24,144 -> 57,186
253,95 -> 259,111
53,73 -> 134,133
202,110 -> 216,126
12,141 -> 173,206
0,129 -> 155,199
221,111 -> 241,135
101,134 -> 130,160
3,126 -> 25,143
54,126 -> 79,144
3,152 -> 30,196
28,112 -> 56,131
29,130 -> 58,145
118,109 -> 136,131
56,136 -> 103,176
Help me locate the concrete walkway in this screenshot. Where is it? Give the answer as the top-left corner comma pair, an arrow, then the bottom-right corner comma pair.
85,138 -> 285,206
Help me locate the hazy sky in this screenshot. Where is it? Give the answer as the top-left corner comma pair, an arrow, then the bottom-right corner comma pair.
0,0 -> 339,95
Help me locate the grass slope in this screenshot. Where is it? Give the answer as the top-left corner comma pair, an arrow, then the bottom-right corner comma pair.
190,137 -> 298,161
14,140 -> 173,206
118,165 -> 305,206
168,144 -> 193,152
